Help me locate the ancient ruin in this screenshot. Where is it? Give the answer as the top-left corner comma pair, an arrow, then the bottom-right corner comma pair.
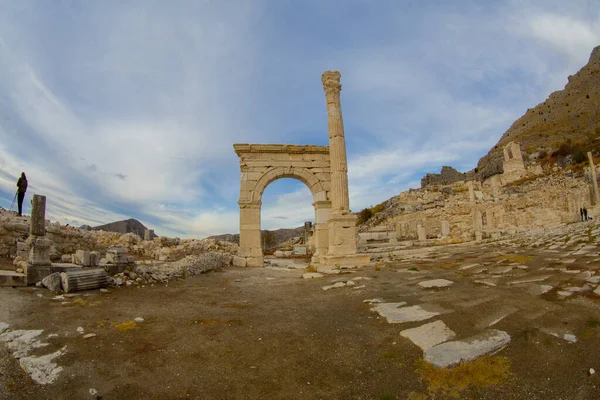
234,71 -> 370,267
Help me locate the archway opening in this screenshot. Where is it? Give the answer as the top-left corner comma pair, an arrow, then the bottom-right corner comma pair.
261,178 -> 314,258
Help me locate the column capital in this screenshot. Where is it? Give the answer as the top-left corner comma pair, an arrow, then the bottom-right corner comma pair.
312,200 -> 332,209
238,200 -> 262,209
322,70 -> 342,101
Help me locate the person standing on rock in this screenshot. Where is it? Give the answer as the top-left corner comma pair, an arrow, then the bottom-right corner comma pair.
580,207 -> 584,222
16,172 -> 27,217
583,206 -> 588,221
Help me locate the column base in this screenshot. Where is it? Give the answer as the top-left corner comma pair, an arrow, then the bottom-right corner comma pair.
319,253 -> 371,267
233,255 -> 264,267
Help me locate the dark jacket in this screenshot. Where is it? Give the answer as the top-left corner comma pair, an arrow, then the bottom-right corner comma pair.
17,177 -> 28,193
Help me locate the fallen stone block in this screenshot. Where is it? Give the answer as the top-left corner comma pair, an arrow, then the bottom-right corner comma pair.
400,320 -> 456,350
418,279 -> 454,289
424,329 -> 511,368
41,273 -> 62,293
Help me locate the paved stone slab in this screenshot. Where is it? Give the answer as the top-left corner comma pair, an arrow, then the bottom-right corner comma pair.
528,284 -> 554,295
400,320 -> 456,350
372,303 -> 440,324
302,273 -> 324,279
594,286 -> 600,296
418,279 -> 454,289
508,276 -> 551,285
489,266 -> 513,275
458,263 -> 480,270
424,329 -> 511,368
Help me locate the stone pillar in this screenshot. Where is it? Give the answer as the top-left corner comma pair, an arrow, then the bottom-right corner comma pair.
441,221 -> 450,237
144,229 -> 154,241
235,201 -> 263,267
312,200 -> 331,263
417,224 -> 426,241
30,194 -> 47,236
587,152 -> 600,205
320,71 -> 369,266
25,194 -> 52,285
304,221 -> 312,244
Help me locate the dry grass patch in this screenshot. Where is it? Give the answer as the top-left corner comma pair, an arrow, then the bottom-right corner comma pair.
416,356 -> 511,398
114,320 -> 137,332
497,254 -> 533,264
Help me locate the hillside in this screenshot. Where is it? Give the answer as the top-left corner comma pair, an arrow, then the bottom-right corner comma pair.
93,218 -> 150,238
475,45 -> 600,180
207,226 -> 305,248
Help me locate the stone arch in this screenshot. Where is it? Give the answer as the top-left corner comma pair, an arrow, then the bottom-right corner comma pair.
251,167 -> 327,203
233,144 -> 332,267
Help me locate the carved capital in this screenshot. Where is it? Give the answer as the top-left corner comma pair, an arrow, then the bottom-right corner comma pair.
322,70 -> 342,102
238,200 -> 262,209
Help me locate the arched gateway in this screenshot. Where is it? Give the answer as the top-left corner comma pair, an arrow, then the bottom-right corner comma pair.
233,144 -> 332,267
233,71 -> 370,268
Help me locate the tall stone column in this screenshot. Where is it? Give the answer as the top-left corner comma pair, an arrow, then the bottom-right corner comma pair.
587,152 -> 600,205
320,71 -> 369,267
25,194 -> 53,284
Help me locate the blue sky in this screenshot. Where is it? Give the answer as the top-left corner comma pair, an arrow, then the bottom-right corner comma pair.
0,0 -> 599,238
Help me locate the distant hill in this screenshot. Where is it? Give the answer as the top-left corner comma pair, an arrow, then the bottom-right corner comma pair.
92,218 -> 150,238
207,226 -> 305,248
475,45 -> 600,180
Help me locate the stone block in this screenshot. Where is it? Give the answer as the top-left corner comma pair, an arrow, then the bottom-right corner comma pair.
24,264 -> 53,285
51,264 -> 83,273
0,270 -> 26,287
41,272 -> 63,292
26,236 -> 52,266
30,194 -> 47,236
89,251 -> 100,267
75,250 -> 91,267
232,256 -> 247,267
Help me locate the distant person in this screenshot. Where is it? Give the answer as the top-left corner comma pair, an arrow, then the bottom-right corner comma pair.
16,172 -> 27,217
580,207 -> 584,222
584,206 -> 588,221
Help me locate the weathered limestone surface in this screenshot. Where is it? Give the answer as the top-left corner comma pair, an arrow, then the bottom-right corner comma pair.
320,70 -> 369,267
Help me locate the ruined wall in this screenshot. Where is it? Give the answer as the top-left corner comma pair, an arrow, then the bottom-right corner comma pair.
365,171 -> 594,242
421,166 -> 467,188
0,213 -> 238,264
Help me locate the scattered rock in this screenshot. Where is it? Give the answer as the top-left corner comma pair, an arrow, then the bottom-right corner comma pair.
322,282 -> 346,291
82,333 -> 96,339
563,334 -> 578,343
134,317 -> 144,323
76,327 -> 84,334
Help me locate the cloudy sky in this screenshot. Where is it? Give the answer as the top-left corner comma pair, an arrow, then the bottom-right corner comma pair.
0,0 -> 598,238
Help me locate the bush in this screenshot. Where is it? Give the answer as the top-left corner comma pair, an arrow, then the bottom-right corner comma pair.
356,208 -> 373,225
573,150 -> 586,164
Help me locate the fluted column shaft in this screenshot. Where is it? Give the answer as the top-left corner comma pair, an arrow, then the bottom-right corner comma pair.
322,71 -> 350,213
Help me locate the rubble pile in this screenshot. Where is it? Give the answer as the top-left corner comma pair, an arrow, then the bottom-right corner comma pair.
111,252 -> 231,287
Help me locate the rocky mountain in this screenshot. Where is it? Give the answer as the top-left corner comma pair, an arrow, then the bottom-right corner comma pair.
92,218 -> 150,238
207,226 -> 305,248
475,45 -> 600,180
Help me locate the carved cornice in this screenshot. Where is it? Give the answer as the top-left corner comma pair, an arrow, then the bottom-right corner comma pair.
233,143 -> 329,156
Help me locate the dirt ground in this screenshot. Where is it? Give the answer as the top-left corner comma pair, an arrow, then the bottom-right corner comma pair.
1,236 -> 600,399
